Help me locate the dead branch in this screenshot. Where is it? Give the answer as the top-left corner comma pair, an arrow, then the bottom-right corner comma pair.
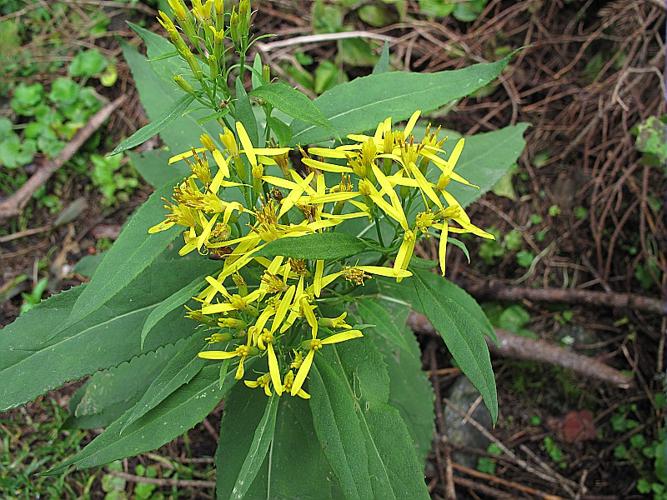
462,281 -> 666,316
408,312 -> 634,389
0,95 -> 126,220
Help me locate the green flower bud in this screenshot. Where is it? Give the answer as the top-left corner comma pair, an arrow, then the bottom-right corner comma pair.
173,75 -> 195,94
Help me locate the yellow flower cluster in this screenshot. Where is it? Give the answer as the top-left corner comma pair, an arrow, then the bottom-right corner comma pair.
149,111 -> 493,398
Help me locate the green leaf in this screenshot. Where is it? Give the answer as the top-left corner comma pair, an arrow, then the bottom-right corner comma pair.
314,339 -> 430,499
372,42 -> 391,74
69,49 -> 108,77
410,268 -> 498,422
217,386 -> 342,498
129,149 -> 187,188
121,38 -> 215,153
235,78 -> 259,145
310,357 -> 374,499
54,365 -> 239,470
257,232 -> 375,260
446,124 -> 529,207
0,253 -> 219,411
120,334 -> 206,432
111,95 -> 195,155
231,395 -> 279,499
67,341 -> 184,430
251,82 -> 333,132
141,274 -> 206,348
65,183 -> 180,328
48,77 -> 79,105
290,57 -> 510,145
354,298 -> 434,462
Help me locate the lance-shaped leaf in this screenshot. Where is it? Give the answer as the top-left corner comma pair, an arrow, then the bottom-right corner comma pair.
410,268 -> 498,423
312,337 -> 430,498
120,334 -> 206,432
64,183 -> 180,328
0,253 -> 219,411
354,298 -> 434,462
251,82 -> 333,132
290,57 -> 510,145
310,359 -> 374,499
141,274 -> 207,348
66,340 -> 185,430
230,395 -> 279,500
111,94 -> 195,155
216,386 -> 342,498
257,232 -> 375,260
52,364 -> 241,471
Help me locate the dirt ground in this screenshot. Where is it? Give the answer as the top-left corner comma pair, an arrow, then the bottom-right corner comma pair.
1,0 -> 665,498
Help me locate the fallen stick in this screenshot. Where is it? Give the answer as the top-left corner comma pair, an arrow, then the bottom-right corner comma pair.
0,95 -> 126,220
408,312 -> 634,389
462,281 -> 665,316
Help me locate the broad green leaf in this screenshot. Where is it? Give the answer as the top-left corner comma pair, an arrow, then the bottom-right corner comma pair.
372,41 -> 391,74
141,274 -> 206,348
121,334 -> 206,432
410,268 -> 498,422
257,232 -> 375,260
129,149 -> 187,188
316,339 -> 430,499
355,298 -> 434,462
231,395 -> 279,499
290,57 -> 510,145
446,124 -> 529,207
111,94 -> 195,155
65,183 -> 179,328
310,358 -> 374,499
216,385 -> 341,499
235,78 -> 259,145
0,253 -> 219,411
67,341 -> 184,430
54,364 -> 239,470
251,82 -> 333,132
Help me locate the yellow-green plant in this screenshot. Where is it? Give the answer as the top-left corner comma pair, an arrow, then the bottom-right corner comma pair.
0,1 -> 528,496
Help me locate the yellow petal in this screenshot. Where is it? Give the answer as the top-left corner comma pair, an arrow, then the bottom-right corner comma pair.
291,349 -> 315,396
308,147 -> 348,159
235,121 -> 256,167
267,344 -> 283,395
448,138 -> 464,170
148,220 -> 175,234
438,221 -> 449,277
168,148 -> 206,164
355,266 -> 412,279
314,260 -> 324,298
302,157 -> 353,174
403,110 -> 421,137
320,330 -> 363,345
272,285 -> 296,332
198,350 -> 238,360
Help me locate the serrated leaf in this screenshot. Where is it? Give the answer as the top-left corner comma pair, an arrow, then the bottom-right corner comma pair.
257,232 -> 374,260
65,183 -> 180,328
54,364 -> 240,470
411,268 -> 498,423
111,94 -> 195,155
230,395 -> 279,499
251,82 -> 333,132
141,274 -> 207,348
354,298 -> 434,462
0,253 -> 219,411
290,57 -> 510,145
121,334 -> 206,432
310,358 -> 374,499
68,341 -> 184,430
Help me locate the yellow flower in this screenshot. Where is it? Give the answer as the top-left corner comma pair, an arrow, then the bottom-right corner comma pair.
257,329 -> 283,395
283,370 -> 310,399
245,373 -> 273,397
291,330 -> 364,396
198,344 -> 256,379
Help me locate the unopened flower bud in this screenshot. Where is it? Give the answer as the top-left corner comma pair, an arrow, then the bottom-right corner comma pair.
173,74 -> 195,94
200,133 -> 216,151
